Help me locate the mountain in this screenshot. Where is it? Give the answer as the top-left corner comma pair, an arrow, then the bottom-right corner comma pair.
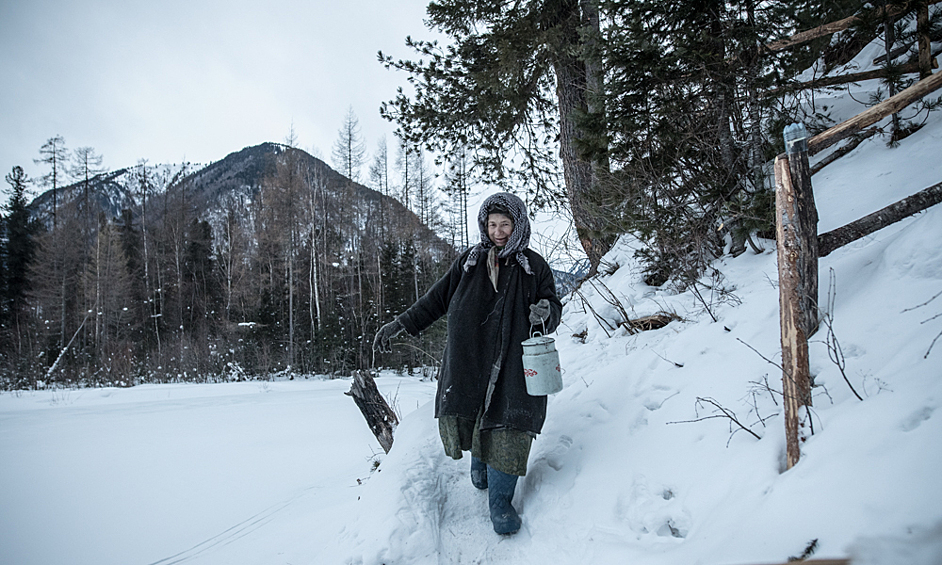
27,142 -> 453,259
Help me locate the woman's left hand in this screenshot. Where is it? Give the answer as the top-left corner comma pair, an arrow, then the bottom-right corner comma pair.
529,299 -> 550,325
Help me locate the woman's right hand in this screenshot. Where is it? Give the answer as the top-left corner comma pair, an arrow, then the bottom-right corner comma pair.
373,319 -> 405,353
529,299 -> 551,325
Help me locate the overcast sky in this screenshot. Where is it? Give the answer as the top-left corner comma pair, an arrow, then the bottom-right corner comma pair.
0,0 -> 434,197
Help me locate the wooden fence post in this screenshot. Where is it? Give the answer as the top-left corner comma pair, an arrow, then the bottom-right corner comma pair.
775,123 -> 819,470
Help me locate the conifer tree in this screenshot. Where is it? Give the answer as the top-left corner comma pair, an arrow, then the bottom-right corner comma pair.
580,0 -> 834,285
379,0 -> 613,273
2,167 -> 40,350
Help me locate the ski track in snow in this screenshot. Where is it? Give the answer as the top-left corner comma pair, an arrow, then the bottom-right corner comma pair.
147,492 -> 304,565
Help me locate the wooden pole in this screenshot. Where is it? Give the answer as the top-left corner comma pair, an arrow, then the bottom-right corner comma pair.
775,123 -> 818,470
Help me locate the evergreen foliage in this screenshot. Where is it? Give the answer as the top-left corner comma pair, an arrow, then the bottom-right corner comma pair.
577,0 -> 918,286
379,0 -> 615,272
1,167 -> 40,343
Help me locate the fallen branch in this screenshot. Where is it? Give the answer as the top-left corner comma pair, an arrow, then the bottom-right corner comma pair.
811,128 -> 881,175
668,396 -> 762,443
772,59 -> 937,96
764,0 -> 941,53
818,179 -> 942,257
903,289 -> 942,358
622,312 -> 681,334
45,313 -> 90,381
821,269 -> 864,400
345,370 -> 399,453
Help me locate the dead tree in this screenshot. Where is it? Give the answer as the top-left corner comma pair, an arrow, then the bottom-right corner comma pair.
346,370 -> 399,453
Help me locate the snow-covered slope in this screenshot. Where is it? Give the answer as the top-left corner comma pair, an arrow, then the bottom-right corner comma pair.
325,89 -> 942,563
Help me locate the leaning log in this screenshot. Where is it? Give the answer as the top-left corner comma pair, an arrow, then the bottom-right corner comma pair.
818,180 -> 942,257
345,370 -> 399,453
811,128 -> 880,176
764,0 -> 942,53
809,70 -> 942,155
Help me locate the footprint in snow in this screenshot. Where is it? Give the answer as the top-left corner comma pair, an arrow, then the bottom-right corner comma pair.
900,406 -> 935,432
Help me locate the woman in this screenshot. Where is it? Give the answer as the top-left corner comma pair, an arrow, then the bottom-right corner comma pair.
373,192 -> 562,535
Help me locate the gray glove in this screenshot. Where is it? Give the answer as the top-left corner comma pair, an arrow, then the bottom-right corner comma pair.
529,299 -> 551,325
373,319 -> 405,353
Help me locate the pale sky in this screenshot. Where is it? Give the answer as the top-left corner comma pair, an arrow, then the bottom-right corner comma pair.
0,0 -> 434,197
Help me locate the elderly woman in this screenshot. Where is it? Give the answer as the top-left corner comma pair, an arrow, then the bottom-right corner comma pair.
373,192 -> 562,535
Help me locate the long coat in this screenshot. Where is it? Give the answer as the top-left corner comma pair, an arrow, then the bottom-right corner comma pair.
398,247 -> 562,434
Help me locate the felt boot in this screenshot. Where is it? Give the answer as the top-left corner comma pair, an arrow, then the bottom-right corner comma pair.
470,456 -> 488,490
487,465 -> 521,535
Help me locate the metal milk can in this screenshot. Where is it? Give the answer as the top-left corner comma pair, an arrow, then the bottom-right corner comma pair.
521,330 -> 563,396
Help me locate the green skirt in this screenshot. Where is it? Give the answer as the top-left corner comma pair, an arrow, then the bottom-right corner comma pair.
438,413 -> 534,476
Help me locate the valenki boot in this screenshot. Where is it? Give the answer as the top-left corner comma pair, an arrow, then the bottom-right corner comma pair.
486,465 -> 521,535
471,456 -> 488,490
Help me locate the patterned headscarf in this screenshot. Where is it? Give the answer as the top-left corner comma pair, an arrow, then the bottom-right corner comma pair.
462,192 -> 532,275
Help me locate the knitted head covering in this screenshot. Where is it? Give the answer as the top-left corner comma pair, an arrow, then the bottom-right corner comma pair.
463,192 -> 532,275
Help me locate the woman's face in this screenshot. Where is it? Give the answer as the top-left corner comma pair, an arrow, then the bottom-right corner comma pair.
487,213 -> 514,248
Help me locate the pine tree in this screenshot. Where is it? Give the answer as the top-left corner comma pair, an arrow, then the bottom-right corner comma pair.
2,166 -> 40,352
580,0 -> 829,286
442,146 -> 472,250
379,0 -> 614,273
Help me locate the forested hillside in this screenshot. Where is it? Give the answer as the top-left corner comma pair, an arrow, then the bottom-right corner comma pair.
0,143 -> 454,388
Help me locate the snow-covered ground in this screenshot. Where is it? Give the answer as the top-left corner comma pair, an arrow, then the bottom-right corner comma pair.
0,378 -> 437,565
3,53 -> 942,565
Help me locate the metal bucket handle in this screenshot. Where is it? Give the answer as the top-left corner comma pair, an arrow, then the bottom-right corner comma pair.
530,319 -> 547,339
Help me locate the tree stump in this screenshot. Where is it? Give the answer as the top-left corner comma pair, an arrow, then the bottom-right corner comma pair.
345,370 -> 399,453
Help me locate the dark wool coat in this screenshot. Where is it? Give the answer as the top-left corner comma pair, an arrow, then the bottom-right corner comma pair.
397,247 -> 562,434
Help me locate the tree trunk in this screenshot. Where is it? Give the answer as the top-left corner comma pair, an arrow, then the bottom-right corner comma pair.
882,0 -> 902,137
552,5 -> 613,275
345,370 -> 399,453
918,0 -> 932,78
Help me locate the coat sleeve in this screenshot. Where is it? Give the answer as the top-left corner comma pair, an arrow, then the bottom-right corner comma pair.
397,252 -> 467,337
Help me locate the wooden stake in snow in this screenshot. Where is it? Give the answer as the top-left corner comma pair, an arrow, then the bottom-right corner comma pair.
775,124 -> 818,470
345,370 -> 399,453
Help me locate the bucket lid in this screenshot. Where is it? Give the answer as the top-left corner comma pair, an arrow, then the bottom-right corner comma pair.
522,335 -> 555,347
